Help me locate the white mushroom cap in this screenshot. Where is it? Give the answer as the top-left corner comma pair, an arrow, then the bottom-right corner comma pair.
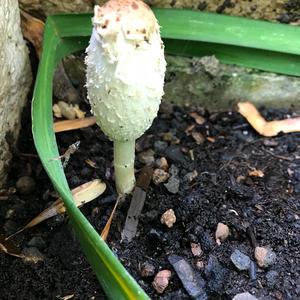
86,0 -> 166,142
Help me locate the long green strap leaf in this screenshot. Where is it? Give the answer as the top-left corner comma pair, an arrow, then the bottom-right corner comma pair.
32,18 -> 149,300
49,9 -> 300,76
32,9 -> 300,300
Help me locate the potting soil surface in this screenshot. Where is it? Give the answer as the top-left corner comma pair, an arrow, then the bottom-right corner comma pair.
0,102 -> 300,300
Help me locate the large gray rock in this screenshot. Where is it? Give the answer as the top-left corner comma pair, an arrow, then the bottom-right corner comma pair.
0,0 -> 32,186
61,53 -> 300,110
164,55 -> 300,109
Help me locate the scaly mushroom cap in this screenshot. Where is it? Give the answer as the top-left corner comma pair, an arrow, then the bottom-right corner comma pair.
93,0 -> 157,41
86,0 -> 166,141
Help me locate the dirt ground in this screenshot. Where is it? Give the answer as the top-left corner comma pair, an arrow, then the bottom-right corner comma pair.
0,99 -> 300,299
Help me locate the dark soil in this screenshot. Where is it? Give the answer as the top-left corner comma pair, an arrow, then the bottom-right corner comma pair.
1,100 -> 300,300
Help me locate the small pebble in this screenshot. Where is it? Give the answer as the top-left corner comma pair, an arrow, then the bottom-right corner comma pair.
164,176 -> 180,194
152,270 -> 171,294
231,249 -> 251,271
22,247 -> 44,264
153,169 -> 169,185
184,170 -> 198,182
140,262 -> 155,278
57,101 -> 76,120
232,292 -> 258,300
138,149 -> 155,165
16,176 -> 36,195
196,260 -> 205,270
169,164 -> 179,176
154,140 -> 168,153
266,270 -> 279,287
160,209 -> 176,228
215,222 -> 230,245
191,243 -> 203,257
165,145 -> 186,164
168,255 -> 207,299
249,261 -> 257,280
255,246 -> 276,268
155,157 -> 169,170
162,132 -> 180,144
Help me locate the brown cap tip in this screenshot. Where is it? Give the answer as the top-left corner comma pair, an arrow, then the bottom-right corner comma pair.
93,0 -> 158,41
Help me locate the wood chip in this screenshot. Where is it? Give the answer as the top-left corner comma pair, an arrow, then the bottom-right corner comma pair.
121,166 -> 153,242
207,136 -> 215,142
85,159 -> 98,168
54,116 -> 96,133
248,169 -> 264,177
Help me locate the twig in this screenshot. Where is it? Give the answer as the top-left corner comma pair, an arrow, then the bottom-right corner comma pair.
237,101 -> 300,137
51,141 -> 80,167
261,148 -> 294,161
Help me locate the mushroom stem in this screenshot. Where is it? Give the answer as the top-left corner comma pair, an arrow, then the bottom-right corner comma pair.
114,140 -> 136,195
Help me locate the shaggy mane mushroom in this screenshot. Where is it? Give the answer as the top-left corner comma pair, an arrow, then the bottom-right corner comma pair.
86,0 -> 166,195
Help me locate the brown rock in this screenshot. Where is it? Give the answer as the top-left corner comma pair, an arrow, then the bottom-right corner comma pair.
160,209 -> 176,228
152,270 -> 171,294
215,222 -> 230,245
255,246 -> 276,268
152,169 -> 169,185
155,157 -> 168,170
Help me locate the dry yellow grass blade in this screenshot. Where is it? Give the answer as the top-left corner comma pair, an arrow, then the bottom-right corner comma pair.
237,101 -> 300,137
101,195 -> 123,241
7,179 -> 106,239
54,116 -> 97,133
